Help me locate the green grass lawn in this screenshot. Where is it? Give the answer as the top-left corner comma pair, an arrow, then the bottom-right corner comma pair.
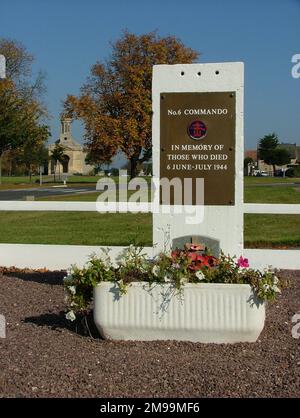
38,192 -> 101,202
0,175 -> 54,184
244,181 -> 300,247
244,214 -> 300,248
1,174 -> 298,186
244,185 -> 300,203
0,210 -> 298,249
244,176 -> 300,185
0,211 -> 152,246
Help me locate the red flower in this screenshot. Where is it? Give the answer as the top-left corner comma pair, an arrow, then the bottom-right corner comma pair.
171,250 -> 178,259
171,249 -> 218,271
236,256 -> 249,268
188,252 -> 198,262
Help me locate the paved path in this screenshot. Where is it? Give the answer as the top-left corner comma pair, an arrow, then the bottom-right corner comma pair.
0,185 -> 96,201
0,182 -> 149,201
246,182 -> 300,187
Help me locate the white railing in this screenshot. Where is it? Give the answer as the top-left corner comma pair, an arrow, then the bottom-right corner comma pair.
0,201 -> 299,270
244,203 -> 300,269
0,201 -> 97,211
1,201 -> 299,214
0,243 -> 154,270
244,203 -> 300,214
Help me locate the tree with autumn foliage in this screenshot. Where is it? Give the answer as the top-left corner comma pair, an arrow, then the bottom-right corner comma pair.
0,39 -> 49,183
0,38 -> 47,104
64,31 -> 199,178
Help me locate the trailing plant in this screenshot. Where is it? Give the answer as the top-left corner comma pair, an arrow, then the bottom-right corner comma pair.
64,245 -> 286,322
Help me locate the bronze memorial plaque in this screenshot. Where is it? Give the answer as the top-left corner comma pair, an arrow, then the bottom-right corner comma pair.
160,92 -> 236,205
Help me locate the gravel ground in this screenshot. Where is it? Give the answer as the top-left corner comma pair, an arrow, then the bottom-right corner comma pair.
0,268 -> 299,398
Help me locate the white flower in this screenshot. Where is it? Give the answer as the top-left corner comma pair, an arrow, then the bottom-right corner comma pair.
101,257 -> 112,271
179,277 -> 188,285
152,265 -> 160,277
128,244 -> 135,254
63,274 -> 73,284
66,310 -> 76,321
68,286 -> 76,295
195,270 -> 205,281
263,284 -> 271,291
272,285 -> 281,293
263,266 -> 273,275
273,276 -> 279,285
140,263 -> 148,273
164,274 -> 172,283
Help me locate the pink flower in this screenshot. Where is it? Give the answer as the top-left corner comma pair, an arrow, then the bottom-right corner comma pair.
237,256 -> 249,268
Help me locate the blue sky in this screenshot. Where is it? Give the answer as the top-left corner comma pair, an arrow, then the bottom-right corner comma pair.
1,0 -> 299,159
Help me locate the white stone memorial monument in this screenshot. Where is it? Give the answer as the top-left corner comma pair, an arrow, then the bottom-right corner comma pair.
152,62 -> 244,257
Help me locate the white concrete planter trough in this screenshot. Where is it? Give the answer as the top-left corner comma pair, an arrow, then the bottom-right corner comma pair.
93,282 -> 266,343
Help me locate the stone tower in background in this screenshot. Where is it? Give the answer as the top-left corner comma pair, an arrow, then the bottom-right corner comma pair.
48,116 -> 94,175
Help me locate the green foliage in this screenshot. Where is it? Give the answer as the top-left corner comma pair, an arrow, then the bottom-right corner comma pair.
258,132 -> 279,155
110,168 -> 119,176
258,133 -> 278,165
50,143 -> 65,163
50,143 -> 66,181
244,157 -> 254,168
64,245 -> 286,321
16,137 -> 49,176
271,148 -> 291,166
285,166 -> 300,177
258,133 -> 291,175
64,249 -> 115,316
0,80 -> 46,156
0,39 -> 49,182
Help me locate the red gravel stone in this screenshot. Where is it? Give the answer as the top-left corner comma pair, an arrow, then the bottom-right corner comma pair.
0,269 -> 299,398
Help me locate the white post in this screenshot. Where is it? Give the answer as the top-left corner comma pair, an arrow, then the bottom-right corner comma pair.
0,55 -> 5,79
39,165 -> 43,186
0,55 -> 6,185
0,56 -> 6,333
